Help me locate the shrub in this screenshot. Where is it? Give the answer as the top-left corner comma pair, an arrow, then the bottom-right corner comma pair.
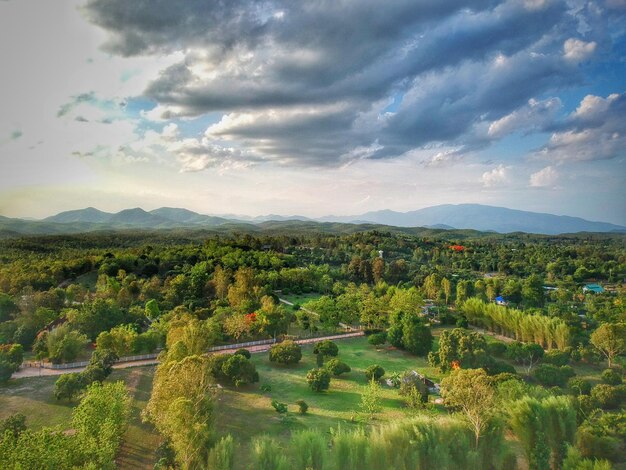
568,377 -> 592,396
455,315 -> 469,329
365,365 -> 385,381
325,358 -> 351,376
398,371 -> 429,407
313,340 -> 338,358
486,342 -> 508,358
543,350 -> 570,367
306,368 -> 331,392
260,384 -> 272,393
271,400 -> 288,414
601,369 -> 623,386
269,341 -> 302,365
368,332 -> 387,346
591,384 -> 625,410
532,364 -> 575,387
222,354 -> 259,386
295,399 -> 309,414
54,373 -> 85,401
235,348 -> 251,359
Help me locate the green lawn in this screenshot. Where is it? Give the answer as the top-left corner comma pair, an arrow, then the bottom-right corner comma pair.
214,335 -> 443,467
279,292 -> 324,308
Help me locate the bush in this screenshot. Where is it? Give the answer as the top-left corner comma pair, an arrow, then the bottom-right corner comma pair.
269,340 -> 302,365
235,348 -> 251,359
325,358 -> 351,376
306,368 -> 331,392
591,384 -> 626,410
295,399 -> 308,414
455,315 -> 469,329
532,364 -> 575,387
601,369 -> 623,386
365,365 -> 385,381
54,373 -> 85,401
398,371 -> 429,407
368,332 -> 387,346
483,357 -> 516,375
486,342 -> 508,358
568,377 -> 592,396
260,384 -> 272,393
222,354 -> 259,386
313,340 -> 338,358
271,400 -> 288,414
543,350 -> 570,367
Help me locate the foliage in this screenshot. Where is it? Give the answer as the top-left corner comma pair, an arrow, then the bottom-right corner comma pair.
145,355 -> 215,469
568,377 -> 592,396
532,364 -> 576,387
295,399 -> 309,414
600,368 -> 622,386
360,379 -> 382,418
0,413 -> 26,439
313,339 -> 339,358
576,410 -> 626,463
221,353 -> 259,386
271,400 -> 288,414
441,368 -> 495,448
590,384 -> 625,410
207,435 -> 236,470
398,371 -> 429,408
590,322 -> 626,368
45,324 -> 89,364
306,368 -> 331,392
432,328 -> 488,371
325,358 -> 351,376
269,340 -> 302,365
508,395 -> 577,470
367,332 -> 387,346
508,342 -> 545,374
0,343 -> 23,382
234,348 -> 251,359
387,311 -> 433,356
364,364 -> 385,381
54,372 -> 85,401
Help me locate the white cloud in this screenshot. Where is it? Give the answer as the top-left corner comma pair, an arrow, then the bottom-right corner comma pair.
488,97 -> 561,138
563,38 -> 597,62
529,166 -> 558,187
481,164 -> 510,187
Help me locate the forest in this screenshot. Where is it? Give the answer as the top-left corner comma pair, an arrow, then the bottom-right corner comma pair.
0,227 -> 624,469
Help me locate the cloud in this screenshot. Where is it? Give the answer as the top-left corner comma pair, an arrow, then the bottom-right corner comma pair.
563,38 -> 597,62
536,92 -> 626,162
482,164 -> 510,187
488,97 -> 562,138
529,166 -> 558,187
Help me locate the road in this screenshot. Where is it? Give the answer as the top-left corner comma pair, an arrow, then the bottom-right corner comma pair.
11,331 -> 364,379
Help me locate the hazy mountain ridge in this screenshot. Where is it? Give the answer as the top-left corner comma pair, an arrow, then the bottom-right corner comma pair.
2,204 -> 625,236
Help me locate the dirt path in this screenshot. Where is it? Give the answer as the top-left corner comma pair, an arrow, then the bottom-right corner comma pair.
12,332 -> 365,379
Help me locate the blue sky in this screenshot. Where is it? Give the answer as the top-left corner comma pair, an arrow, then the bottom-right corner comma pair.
0,0 -> 624,224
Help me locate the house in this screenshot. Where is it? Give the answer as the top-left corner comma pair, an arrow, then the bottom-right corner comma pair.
495,296 -> 508,306
583,284 -> 605,294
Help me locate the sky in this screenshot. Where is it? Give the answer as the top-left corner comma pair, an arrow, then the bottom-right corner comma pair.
0,0 -> 625,224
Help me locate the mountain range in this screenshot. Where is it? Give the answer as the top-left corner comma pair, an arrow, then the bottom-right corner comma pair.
0,204 -> 624,237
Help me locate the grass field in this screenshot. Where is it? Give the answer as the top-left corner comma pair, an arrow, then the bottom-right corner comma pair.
0,365 -> 161,469
214,335 -> 443,466
279,292 -> 324,308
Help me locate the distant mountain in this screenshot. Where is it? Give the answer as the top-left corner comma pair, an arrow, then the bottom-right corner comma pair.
2,204 -> 624,236
45,207 -> 112,224
318,204 -> 626,235
150,207 -> 231,225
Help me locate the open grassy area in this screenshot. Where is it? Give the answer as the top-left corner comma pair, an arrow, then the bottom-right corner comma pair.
0,365 -> 160,469
279,292 -> 324,308
214,335 -> 442,466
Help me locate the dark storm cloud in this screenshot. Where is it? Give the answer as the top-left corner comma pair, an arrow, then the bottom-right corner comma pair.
83,0 -> 618,166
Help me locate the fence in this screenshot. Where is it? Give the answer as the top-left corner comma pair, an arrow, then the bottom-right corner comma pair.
27,330 -> 365,370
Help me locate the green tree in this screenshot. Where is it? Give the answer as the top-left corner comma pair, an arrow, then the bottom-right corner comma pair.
360,379 -> 382,418
325,358 -> 351,376
46,325 -> 89,364
269,341 -> 302,365
313,339 -> 339,358
441,369 -> 495,448
306,368 -> 331,392
590,323 -> 626,368
54,373 -> 85,401
365,364 -> 385,381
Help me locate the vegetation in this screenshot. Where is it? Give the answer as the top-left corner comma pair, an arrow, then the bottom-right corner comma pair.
0,228 -> 624,468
